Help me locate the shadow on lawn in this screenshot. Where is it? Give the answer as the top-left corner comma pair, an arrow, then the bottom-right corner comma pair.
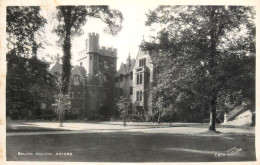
6,130 -> 256,162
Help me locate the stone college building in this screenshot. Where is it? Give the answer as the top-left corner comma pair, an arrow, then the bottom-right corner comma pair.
49,33 -> 155,119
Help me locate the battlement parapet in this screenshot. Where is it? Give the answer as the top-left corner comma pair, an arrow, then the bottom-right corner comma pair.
88,32 -> 99,37
99,46 -> 117,57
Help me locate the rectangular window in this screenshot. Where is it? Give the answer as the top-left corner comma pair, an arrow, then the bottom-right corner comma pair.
140,90 -> 142,101
139,58 -> 146,67
115,77 -> 118,83
120,88 -> 123,96
90,55 -> 92,60
104,59 -> 109,67
130,72 -> 133,79
78,92 -> 81,98
137,73 -> 142,85
130,86 -> 133,95
74,75 -> 80,82
54,72 -> 59,77
136,91 -> 139,101
136,74 -> 139,85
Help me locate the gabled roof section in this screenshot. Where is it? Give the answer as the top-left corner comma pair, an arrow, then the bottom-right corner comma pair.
116,58 -> 136,77
131,36 -> 156,69
49,62 -> 62,75
132,45 -> 151,69
71,65 -> 86,76
117,63 -> 127,75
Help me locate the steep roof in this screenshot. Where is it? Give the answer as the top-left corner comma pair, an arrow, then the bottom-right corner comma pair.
49,62 -> 62,75
72,65 -> 86,76
116,59 -> 135,77
49,63 -> 86,76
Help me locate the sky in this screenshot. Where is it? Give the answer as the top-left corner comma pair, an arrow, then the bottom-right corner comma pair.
39,4 -> 159,70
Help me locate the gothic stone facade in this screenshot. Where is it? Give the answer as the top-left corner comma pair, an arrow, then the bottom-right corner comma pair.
50,33 -> 117,119
50,33 -> 155,119
115,47 -> 155,116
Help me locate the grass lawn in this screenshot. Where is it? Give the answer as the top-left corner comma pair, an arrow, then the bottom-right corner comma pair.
6,130 -> 255,162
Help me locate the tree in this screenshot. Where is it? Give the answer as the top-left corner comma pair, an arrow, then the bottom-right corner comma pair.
6,50 -> 54,120
7,6 -> 47,57
53,6 -> 123,93
53,72 -> 71,127
142,6 -> 255,131
116,97 -> 131,126
6,7 -> 54,120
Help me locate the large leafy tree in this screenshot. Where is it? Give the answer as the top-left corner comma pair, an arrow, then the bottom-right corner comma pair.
142,6 -> 255,131
6,7 -> 54,119
54,6 -> 123,93
6,50 -> 55,119
7,6 -> 47,57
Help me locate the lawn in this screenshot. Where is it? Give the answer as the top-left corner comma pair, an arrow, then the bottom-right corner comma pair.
6,129 -> 255,162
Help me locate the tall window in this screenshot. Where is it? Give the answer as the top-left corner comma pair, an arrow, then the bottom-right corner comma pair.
74,75 -> 80,82
104,59 -> 109,67
130,86 -> 133,95
139,58 -> 146,67
120,88 -> 123,96
136,90 -> 142,101
78,92 -> 81,98
130,72 -> 133,79
136,73 -> 142,85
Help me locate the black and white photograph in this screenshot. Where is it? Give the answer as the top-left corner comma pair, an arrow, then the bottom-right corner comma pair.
0,0 -> 258,164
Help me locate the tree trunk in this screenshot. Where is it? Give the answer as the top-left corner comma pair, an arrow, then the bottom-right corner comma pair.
61,10 -> 72,94
209,96 -> 217,131
158,112 -> 161,124
59,112 -> 63,127
123,115 -> 126,126
62,38 -> 71,94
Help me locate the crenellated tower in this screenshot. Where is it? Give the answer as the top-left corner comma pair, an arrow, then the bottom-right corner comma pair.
77,32 -> 118,118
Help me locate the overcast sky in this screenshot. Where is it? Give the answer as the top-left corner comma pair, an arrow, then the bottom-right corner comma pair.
39,4 -> 159,70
